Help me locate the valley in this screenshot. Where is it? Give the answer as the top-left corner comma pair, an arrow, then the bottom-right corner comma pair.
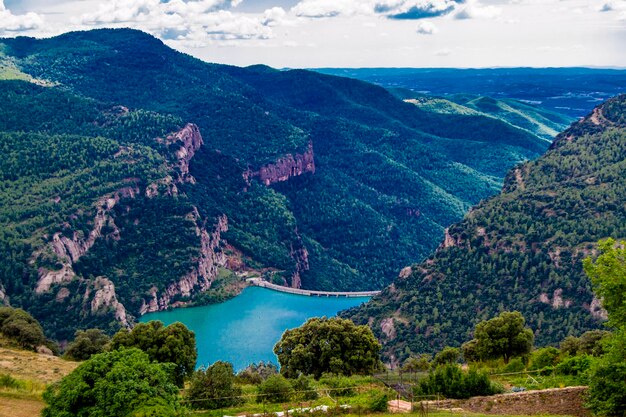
0,29 -> 577,341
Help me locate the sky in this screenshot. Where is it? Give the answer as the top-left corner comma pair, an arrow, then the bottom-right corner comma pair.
0,0 -> 624,68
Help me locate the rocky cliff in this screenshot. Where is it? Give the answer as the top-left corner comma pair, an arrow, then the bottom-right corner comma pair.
35,185 -> 140,294
244,141 -> 315,186
139,213 -> 229,314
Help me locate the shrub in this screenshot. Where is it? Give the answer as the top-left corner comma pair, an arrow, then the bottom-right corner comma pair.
502,357 -> 526,373
414,364 -> 503,399
257,374 -> 294,404
0,373 -> 24,389
291,374 -> 318,401
367,390 -> 389,412
319,374 -> 356,397
555,355 -> 592,376
529,347 -> 561,370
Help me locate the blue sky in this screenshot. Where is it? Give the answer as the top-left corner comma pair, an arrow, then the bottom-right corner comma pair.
1,0 -> 625,68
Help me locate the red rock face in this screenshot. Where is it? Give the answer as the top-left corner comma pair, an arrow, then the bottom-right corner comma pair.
244,141 -> 315,186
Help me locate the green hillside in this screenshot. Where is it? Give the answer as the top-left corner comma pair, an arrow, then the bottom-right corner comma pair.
344,95 -> 626,362
0,29 -> 572,339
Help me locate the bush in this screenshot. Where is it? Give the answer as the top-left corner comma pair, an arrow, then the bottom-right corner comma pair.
319,374 -> 356,397
367,390 -> 389,412
414,364 -> 503,399
291,374 -> 318,401
502,357 -> 526,373
0,373 -> 24,389
555,355 -> 592,376
257,374 -> 294,404
529,347 -> 561,370
186,361 -> 243,410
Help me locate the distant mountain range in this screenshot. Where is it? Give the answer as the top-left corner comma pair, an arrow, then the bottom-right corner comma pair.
343,95 -> 626,364
314,68 -> 626,118
0,28 -> 573,339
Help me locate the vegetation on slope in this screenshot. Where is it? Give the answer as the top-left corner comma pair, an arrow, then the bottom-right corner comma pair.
344,95 -> 626,361
3,30 -> 564,296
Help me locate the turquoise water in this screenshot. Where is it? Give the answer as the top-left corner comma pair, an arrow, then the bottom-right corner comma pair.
140,286 -> 370,371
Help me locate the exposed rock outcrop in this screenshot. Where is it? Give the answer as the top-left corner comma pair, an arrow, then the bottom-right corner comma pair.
289,234 -> 310,289
35,185 -> 139,293
147,123 -> 203,197
139,214 -> 229,314
244,141 -> 315,186
84,277 -> 128,326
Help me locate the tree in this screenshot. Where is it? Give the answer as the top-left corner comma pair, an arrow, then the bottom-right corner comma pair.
583,239 -> 626,417
257,374 -> 294,404
65,329 -> 110,361
186,361 -> 243,410
236,361 -> 279,385
583,238 -> 626,328
110,321 -> 196,387
433,347 -> 460,367
291,374 -> 318,401
42,348 -> 184,417
0,307 -> 47,350
273,317 -> 382,379
465,311 -> 534,363
402,354 -> 431,373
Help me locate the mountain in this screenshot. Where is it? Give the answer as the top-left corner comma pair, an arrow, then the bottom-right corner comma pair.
314,67 -> 626,118
0,29 -> 570,339
343,95 -> 626,364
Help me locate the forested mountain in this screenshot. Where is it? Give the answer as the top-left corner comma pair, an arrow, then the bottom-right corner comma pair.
0,29 -> 570,339
344,96 -> 626,364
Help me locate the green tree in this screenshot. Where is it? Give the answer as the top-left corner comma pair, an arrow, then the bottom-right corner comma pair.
236,362 -> 278,385
274,317 -> 382,379
584,239 -> 626,417
433,347 -> 460,367
186,361 -> 243,410
402,354 -> 431,373
465,311 -> 534,363
583,238 -> 626,328
110,321 -> 196,387
0,307 -> 46,350
42,348 -> 184,417
257,374 -> 294,404
65,329 -> 110,361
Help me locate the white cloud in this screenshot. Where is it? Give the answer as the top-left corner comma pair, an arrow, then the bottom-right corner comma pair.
77,0 -> 282,42
0,0 -> 44,31
454,0 -> 501,19
291,0 -> 463,19
416,20 -> 438,34
291,0 -> 371,18
434,47 -> 451,56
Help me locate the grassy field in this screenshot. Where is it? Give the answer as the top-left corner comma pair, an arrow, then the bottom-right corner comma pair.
0,344 -> 78,417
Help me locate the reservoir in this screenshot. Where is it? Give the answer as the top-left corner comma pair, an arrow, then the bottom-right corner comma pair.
140,286 -> 371,371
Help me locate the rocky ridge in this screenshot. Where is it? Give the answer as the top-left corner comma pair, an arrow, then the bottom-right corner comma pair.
243,141 -> 315,186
